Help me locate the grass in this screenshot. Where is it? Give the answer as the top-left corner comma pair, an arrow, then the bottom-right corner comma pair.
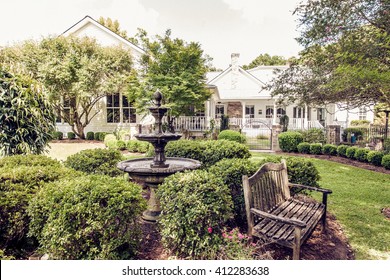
250,152 -> 390,260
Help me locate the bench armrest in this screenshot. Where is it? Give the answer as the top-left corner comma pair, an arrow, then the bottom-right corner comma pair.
250,208 -> 306,228
289,183 -> 332,194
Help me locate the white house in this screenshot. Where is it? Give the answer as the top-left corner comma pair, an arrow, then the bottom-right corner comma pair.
57,16 -> 374,137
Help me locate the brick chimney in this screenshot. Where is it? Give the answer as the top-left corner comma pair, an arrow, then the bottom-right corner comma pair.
231,53 -> 240,89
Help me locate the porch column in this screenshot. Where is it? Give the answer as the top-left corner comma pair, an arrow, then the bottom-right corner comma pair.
241,101 -> 246,127
273,101 -> 277,125
304,104 -> 308,129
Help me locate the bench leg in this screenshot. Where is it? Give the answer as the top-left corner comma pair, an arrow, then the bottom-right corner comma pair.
293,227 -> 301,260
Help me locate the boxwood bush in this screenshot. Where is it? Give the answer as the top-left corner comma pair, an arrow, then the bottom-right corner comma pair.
301,128 -> 326,144
354,148 -> 370,162
346,146 -> 358,159
67,132 -> 76,140
28,175 -> 146,260
157,170 -> 233,259
278,131 -> 303,152
337,144 -> 349,157
52,131 -> 63,140
86,131 -> 94,140
381,155 -> 390,169
0,155 -> 76,257
309,143 -> 323,155
297,142 -> 311,154
217,130 -> 246,144
116,140 -> 127,151
207,159 -> 258,229
127,140 -> 150,153
64,148 -> 124,177
322,144 -> 337,156
367,151 -> 385,166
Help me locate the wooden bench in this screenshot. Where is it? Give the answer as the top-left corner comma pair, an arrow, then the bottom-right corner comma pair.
242,159 -> 332,260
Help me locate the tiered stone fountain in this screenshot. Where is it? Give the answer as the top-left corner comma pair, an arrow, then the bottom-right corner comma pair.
117,90 -> 201,222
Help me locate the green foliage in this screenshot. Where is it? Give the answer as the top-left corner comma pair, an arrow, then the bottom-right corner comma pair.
64,148 -> 124,177
297,142 -> 311,154
52,131 -> 63,140
342,127 -> 365,142
0,69 -> 55,156
337,144 -> 349,157
164,140 -> 251,168
354,148 -> 370,162
350,120 -> 370,126
129,29 -> 211,123
220,115 -> 229,131
243,53 -> 287,69
28,175 -> 146,259
208,159 -> 258,229
104,134 -> 117,148
86,132 -> 94,141
126,140 -> 150,153
67,132 -> 76,140
218,130 -> 246,144
322,144 -> 338,156
279,115 -> 289,132
381,155 -> 390,169
346,146 -> 358,159
278,131 -> 304,152
309,143 -> 323,155
116,140 -> 126,150
0,155 -> 75,256
301,128 -> 326,144
367,151 -> 384,166
0,36 -> 135,139
157,170 -> 233,259
384,138 -> 390,154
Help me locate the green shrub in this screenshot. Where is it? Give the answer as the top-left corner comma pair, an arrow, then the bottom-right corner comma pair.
165,140 -> 250,168
116,140 -> 127,150
297,142 -> 311,154
309,143 -> 323,155
104,134 -> 118,149
337,144 -> 349,157
126,140 -> 139,152
322,144 -> 338,156
354,148 -> 370,162
346,146 -> 358,159
384,139 -> 390,154
86,131 -> 94,140
278,131 -> 303,152
367,151 -> 385,166
98,132 -> 108,141
218,130 -> 246,144
67,132 -> 76,140
0,155 -> 76,257
157,170 -> 233,259
28,175 -> 146,259
52,131 -> 63,140
94,132 -> 101,141
301,128 -> 326,144
64,148 -> 124,177
350,120 -> 370,126
381,155 -> 390,169
208,159 -> 258,229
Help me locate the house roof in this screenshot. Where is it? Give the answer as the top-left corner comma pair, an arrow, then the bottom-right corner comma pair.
62,15 -> 146,56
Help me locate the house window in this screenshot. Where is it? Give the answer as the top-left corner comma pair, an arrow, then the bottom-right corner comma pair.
293,107 -> 305,118
56,98 -> 71,123
215,104 -> 225,118
107,93 -> 120,123
122,95 -> 136,123
276,107 -> 286,117
245,105 -> 255,119
266,106 -> 274,118
359,107 -> 367,120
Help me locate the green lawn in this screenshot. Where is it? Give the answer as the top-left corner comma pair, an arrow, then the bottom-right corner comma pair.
251,152 -> 390,260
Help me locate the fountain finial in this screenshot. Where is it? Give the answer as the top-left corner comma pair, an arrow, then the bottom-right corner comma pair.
153,90 -> 163,107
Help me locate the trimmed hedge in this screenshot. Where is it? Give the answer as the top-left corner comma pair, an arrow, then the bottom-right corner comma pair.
64,148 -> 124,177
309,143 -> 323,155
367,151 -> 385,166
337,144 -> 349,157
28,175 -> 146,260
218,130 -> 246,144
382,155 -> 390,169
297,142 -> 310,154
52,131 -> 63,140
322,144 -> 337,156
354,148 -> 370,162
301,128 -> 326,144
67,132 -> 76,140
278,131 -> 303,152
157,170 -> 233,259
346,146 -> 358,159
86,131 -> 94,140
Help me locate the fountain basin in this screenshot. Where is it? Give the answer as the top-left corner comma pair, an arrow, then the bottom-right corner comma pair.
118,157 -> 201,222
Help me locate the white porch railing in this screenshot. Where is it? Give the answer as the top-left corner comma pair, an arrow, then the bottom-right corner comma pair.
169,116 -> 324,132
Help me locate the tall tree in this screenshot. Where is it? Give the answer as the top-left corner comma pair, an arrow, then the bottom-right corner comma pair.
0,36 -> 135,139
128,29 -> 211,131
243,53 -> 288,69
0,67 -> 56,156
267,0 -> 390,109
98,17 -> 129,40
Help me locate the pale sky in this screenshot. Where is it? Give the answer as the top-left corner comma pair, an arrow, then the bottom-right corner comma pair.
0,0 -> 304,69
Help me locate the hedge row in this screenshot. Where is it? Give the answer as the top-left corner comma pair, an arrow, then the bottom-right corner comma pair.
104,134 -> 150,153
278,131 -> 390,170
